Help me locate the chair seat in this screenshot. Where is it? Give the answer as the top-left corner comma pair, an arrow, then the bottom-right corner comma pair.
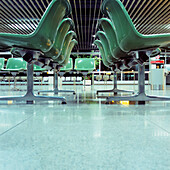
60,58 -> 73,72
75,58 -> 95,71
2,58 -> 27,72
96,31 -> 118,63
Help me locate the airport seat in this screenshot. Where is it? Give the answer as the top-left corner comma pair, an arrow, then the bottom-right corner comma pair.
101,0 -> 170,52
60,58 -> 73,72
2,58 -> 27,72
74,58 -> 95,86
94,40 -> 111,68
74,58 -> 95,72
0,0 -> 72,104
94,40 -> 134,95
44,18 -> 75,62
33,65 -> 46,84
95,31 -> 117,65
55,31 -> 77,65
0,0 -> 71,54
98,18 -> 138,66
100,0 -> 170,103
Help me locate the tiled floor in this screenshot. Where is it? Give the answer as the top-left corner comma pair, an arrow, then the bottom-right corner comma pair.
0,84 -> 170,170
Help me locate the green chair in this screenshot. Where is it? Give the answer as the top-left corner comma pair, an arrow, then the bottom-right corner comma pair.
0,0 -> 71,104
98,18 -> 130,59
3,58 -> 27,72
94,40 -> 134,95
34,65 -> 46,72
94,40 -> 111,68
60,58 -> 73,72
59,39 -> 78,67
44,18 -> 75,60
74,58 -> 95,86
97,20 -> 138,68
101,0 -> 170,52
74,58 -> 95,71
0,0 -> 71,53
55,31 -> 77,65
33,64 -> 47,85
96,31 -> 130,71
101,0 -> 170,103
95,31 -> 118,64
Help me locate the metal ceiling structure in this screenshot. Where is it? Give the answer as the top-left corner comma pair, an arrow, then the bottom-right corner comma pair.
0,0 -> 169,52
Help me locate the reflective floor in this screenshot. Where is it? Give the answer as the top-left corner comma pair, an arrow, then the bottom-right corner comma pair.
0,84 -> 170,170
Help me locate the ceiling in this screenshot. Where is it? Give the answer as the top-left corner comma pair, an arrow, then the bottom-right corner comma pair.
0,0 -> 169,52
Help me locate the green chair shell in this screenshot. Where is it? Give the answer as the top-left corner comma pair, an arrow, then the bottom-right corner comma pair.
45,18 -> 75,59
60,58 -> 73,72
0,58 -> 5,70
94,40 -> 111,68
0,0 -> 71,53
95,31 -> 118,64
98,18 -> 127,59
3,58 -> 27,71
101,0 -> 170,52
53,31 -> 77,62
74,58 -> 95,71
60,39 -> 78,67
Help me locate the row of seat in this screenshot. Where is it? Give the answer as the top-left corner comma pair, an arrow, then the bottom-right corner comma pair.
94,0 -> 170,103
0,0 -> 78,104
94,0 -> 170,72
0,57 -> 95,74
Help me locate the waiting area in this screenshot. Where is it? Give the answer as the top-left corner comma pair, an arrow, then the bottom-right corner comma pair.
0,0 -> 169,169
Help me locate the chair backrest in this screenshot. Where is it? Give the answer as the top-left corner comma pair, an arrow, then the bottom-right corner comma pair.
0,58 -> 5,70
94,40 -> 110,68
60,39 -> 78,67
53,31 -> 77,62
60,58 -> 73,71
6,58 -> 27,70
98,18 -> 126,59
45,18 -> 75,59
96,31 -> 117,63
74,58 -> 95,71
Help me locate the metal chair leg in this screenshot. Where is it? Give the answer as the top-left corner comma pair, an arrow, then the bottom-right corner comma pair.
97,72 -> 134,95
38,70 -> 76,95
